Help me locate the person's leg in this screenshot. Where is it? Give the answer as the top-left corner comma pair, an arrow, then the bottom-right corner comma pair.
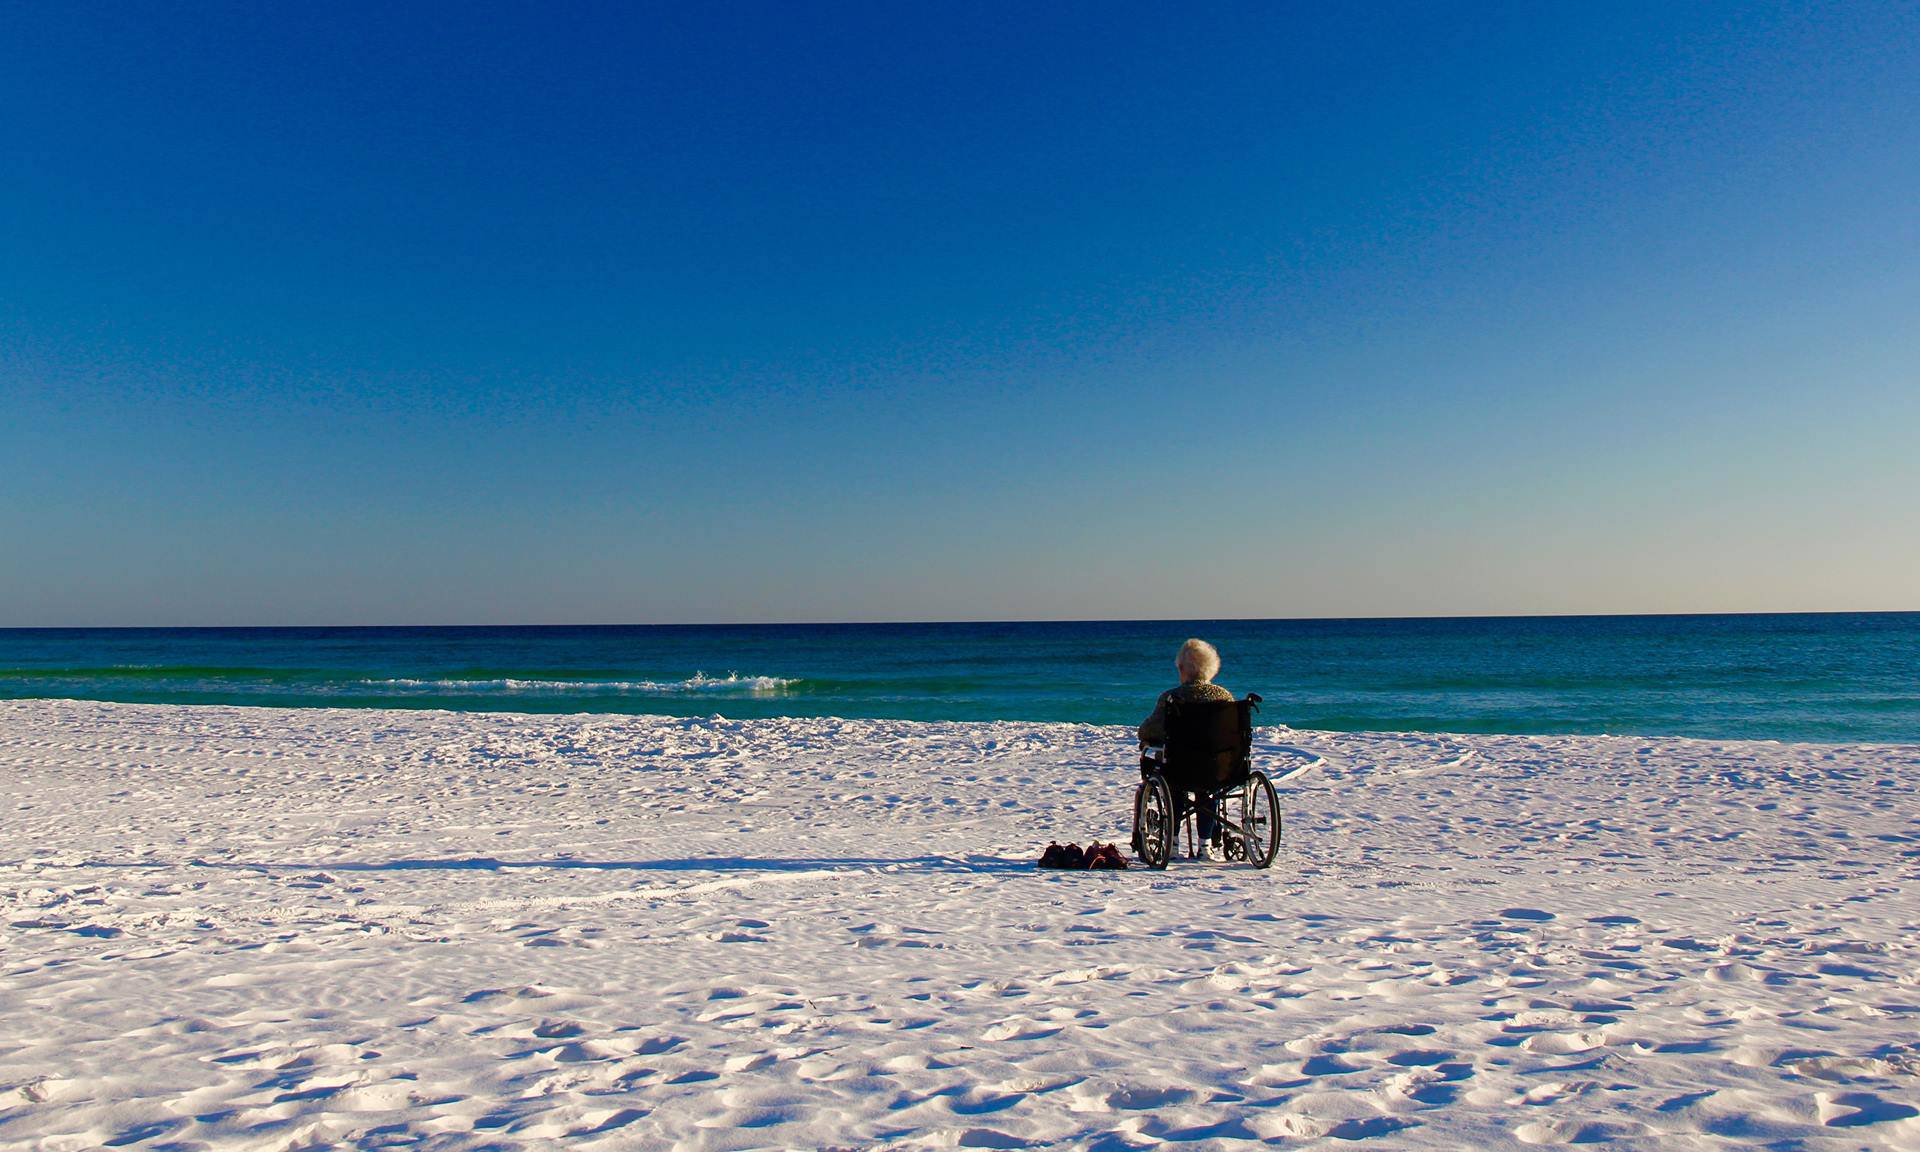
1177,791 -> 1211,858
1197,791 -> 1219,844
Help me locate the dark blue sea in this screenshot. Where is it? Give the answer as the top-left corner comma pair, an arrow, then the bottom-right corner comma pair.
2,614 -> 1916,743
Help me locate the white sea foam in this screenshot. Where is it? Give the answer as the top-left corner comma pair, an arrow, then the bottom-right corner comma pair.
358,671 -> 799,694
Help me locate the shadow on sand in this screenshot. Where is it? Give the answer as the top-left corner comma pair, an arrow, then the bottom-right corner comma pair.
35,854 -> 1039,876
332,855 -> 1034,875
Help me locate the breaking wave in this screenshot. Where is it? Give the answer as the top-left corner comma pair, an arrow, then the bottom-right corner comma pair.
357,672 -> 800,695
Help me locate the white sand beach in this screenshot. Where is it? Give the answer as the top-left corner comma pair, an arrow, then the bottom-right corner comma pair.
2,699 -> 1916,1150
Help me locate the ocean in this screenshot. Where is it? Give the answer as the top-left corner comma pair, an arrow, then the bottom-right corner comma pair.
1,613 -> 1915,743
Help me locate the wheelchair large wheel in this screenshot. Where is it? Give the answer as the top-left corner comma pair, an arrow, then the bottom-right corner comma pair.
1241,771 -> 1281,869
1133,775 -> 1174,870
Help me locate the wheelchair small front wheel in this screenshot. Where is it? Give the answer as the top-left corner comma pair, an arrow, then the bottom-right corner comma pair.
1133,775 -> 1174,870
1242,771 -> 1282,869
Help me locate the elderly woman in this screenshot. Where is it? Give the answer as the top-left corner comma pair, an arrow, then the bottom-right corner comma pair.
1139,638 -> 1235,859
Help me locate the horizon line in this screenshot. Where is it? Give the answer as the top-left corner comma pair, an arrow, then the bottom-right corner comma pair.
4,607 -> 1916,631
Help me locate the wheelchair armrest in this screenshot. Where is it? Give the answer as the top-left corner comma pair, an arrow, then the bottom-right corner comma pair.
1139,745 -> 1165,779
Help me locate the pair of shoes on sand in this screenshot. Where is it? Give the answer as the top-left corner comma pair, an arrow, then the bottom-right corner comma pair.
1192,840 -> 1230,862
1039,841 -> 1129,870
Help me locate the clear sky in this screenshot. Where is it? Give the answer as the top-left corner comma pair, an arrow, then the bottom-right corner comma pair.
3,2 -> 1916,626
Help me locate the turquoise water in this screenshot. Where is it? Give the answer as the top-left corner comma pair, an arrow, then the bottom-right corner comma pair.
1,614 -> 1916,743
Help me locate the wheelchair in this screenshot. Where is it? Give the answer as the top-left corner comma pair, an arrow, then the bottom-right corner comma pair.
1132,693 -> 1281,870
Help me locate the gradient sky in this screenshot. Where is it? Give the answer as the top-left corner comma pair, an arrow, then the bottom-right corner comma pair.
3,2 -> 1916,626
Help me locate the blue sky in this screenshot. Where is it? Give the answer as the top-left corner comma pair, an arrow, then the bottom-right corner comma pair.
3,2 -> 1916,625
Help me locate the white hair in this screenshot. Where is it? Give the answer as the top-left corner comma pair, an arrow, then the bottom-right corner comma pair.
1176,638 -> 1221,683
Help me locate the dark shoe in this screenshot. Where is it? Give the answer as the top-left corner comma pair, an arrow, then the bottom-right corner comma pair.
1059,842 -> 1086,869
1038,841 -> 1065,868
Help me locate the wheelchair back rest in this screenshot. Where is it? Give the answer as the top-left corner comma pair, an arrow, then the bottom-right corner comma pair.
1162,698 -> 1254,792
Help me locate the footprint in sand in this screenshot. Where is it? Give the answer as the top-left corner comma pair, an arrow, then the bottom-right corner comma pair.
1816,1091 -> 1920,1128
1104,1084 -> 1193,1110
